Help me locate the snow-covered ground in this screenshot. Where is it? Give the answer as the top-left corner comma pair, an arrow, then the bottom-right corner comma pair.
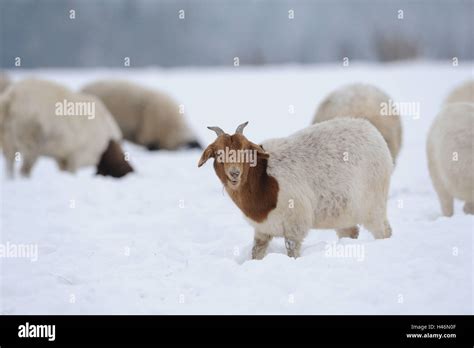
0,62 -> 472,314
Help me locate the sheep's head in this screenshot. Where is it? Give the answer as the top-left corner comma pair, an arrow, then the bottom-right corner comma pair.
96,140 -> 134,178
198,122 -> 269,190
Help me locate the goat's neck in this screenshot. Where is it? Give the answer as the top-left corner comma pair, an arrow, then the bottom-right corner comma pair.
227,158 -> 279,223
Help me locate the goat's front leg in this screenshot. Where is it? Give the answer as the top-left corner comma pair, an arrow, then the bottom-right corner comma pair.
284,227 -> 307,259
284,238 -> 302,258
252,231 -> 272,260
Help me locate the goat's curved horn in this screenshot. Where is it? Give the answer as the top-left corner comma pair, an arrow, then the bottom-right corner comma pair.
235,121 -> 249,134
207,126 -> 225,137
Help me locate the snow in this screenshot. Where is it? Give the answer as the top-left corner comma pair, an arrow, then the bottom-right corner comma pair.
1,62 -> 472,314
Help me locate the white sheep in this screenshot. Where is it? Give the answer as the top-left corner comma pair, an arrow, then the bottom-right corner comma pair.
313,83 -> 402,164
198,120 -> 393,259
81,80 -> 201,150
427,102 -> 473,216
444,80 -> 474,104
0,78 -> 134,178
0,73 -> 11,147
0,73 -> 10,94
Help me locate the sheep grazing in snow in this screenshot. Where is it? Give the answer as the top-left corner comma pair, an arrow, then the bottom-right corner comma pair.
0,79 -> 134,178
0,73 -> 11,147
427,100 -> 473,216
444,80 -> 474,104
81,80 -> 202,151
198,120 -> 393,259
313,83 -> 402,165
0,73 -> 10,94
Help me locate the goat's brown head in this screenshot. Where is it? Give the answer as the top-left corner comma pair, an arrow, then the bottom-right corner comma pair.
96,140 -> 134,178
198,122 -> 269,190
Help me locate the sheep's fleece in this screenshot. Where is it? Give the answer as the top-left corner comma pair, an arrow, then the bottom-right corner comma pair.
312,83 -> 402,164
444,80 -> 474,104
0,73 -> 11,147
82,80 -> 200,150
0,73 -> 10,94
427,102 -> 474,216
253,118 -> 393,243
0,78 -> 123,177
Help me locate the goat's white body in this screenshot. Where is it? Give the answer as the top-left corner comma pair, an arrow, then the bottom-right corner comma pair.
82,80 -> 197,149
0,79 -> 122,177
247,118 -> 393,243
313,83 -> 402,164
427,102 -> 474,216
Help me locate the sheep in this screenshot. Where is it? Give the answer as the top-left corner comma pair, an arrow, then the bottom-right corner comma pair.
0,73 -> 11,147
427,102 -> 473,216
0,72 -> 10,94
81,80 -> 202,151
0,78 -> 134,178
198,120 -> 393,259
312,83 -> 402,165
444,80 -> 474,104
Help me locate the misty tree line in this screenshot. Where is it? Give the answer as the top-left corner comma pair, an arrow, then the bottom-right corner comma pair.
1,0 -> 472,68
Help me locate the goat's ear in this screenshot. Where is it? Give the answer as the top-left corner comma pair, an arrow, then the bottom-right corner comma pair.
198,144 -> 215,167
254,144 -> 270,160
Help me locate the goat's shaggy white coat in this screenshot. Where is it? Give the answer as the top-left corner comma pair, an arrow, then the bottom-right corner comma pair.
427,102 -> 474,216
251,118 -> 393,258
82,80 -> 199,150
313,83 -> 402,164
0,79 -> 123,177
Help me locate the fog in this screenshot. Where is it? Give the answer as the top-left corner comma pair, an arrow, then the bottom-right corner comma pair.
1,0 -> 472,68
